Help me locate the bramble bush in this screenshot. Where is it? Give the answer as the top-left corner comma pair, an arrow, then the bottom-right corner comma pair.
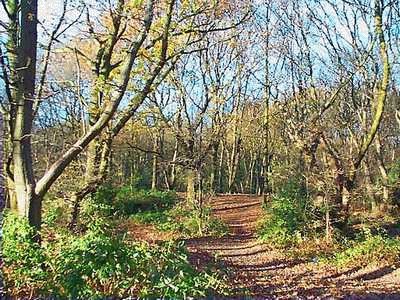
2,211 -> 226,299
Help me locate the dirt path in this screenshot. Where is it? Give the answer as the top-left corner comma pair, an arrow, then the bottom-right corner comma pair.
185,195 -> 400,299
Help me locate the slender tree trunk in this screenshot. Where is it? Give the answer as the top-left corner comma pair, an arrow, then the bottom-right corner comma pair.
197,169 -> 203,210
169,139 -> 178,190
352,0 -> 390,174
186,168 -> 196,204
375,136 -> 389,207
4,1 -> 18,212
68,139 -> 100,225
209,142 -> 219,193
0,112 -> 4,210
0,111 -> 5,300
217,141 -> 224,193
249,152 -> 255,194
151,134 -> 158,190
255,156 -> 261,195
227,137 -> 241,194
324,195 -> 332,242
227,94 -> 243,194
261,3 -> 271,203
164,138 -> 178,191
363,159 -> 377,212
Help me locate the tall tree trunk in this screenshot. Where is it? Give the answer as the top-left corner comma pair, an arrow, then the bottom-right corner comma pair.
261,2 -> 271,203
0,111 -> 5,300
362,157 -> 377,211
352,0 -> 390,174
375,136 -> 389,206
4,1 -> 18,212
12,0 -> 40,229
165,139 -> 178,190
209,142 -> 219,193
171,139 -> 178,189
0,112 -> 4,210
249,151 -> 255,194
217,140 -> 224,193
227,136 -> 241,194
227,92 -> 243,194
255,156 -> 261,195
151,133 -> 159,190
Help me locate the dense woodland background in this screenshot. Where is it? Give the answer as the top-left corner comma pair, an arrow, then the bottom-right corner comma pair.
0,0 -> 400,298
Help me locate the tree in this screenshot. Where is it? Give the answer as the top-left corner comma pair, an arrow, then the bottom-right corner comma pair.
3,0 -> 39,227
2,0 -> 157,231
66,0 -> 250,228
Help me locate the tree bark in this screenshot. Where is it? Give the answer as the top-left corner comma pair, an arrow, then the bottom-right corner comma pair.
209,142 -> 219,193
0,112 -> 4,210
217,140 -> 225,193
151,134 -> 158,190
261,2 -> 271,203
375,136 -> 389,206
169,139 -> 178,190
248,151 -> 255,194
186,168 -> 196,204
12,0 -> 39,229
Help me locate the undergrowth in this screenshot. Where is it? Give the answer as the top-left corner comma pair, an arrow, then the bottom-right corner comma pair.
131,203 -> 229,238
258,178 -> 317,246
257,179 -> 400,269
3,211 -> 227,299
93,185 -> 177,216
319,228 -> 400,268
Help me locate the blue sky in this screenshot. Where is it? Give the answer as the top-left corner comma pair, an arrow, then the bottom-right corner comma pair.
0,0 -> 64,25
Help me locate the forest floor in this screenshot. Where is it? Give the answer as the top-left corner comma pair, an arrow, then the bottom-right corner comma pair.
183,195 -> 400,299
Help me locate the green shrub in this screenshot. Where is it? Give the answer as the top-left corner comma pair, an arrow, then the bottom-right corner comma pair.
192,207 -> 229,238
93,185 -> 177,216
51,228 -> 151,298
321,228 -> 400,267
206,216 -> 230,237
2,212 -> 49,295
3,212 -> 225,299
130,171 -> 152,190
388,159 -> 400,186
92,185 -> 116,207
131,210 -> 170,225
141,241 -> 227,298
114,188 -> 176,215
258,179 -> 315,246
131,204 -> 228,238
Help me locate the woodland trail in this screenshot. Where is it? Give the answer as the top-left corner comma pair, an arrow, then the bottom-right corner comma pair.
184,195 -> 400,299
